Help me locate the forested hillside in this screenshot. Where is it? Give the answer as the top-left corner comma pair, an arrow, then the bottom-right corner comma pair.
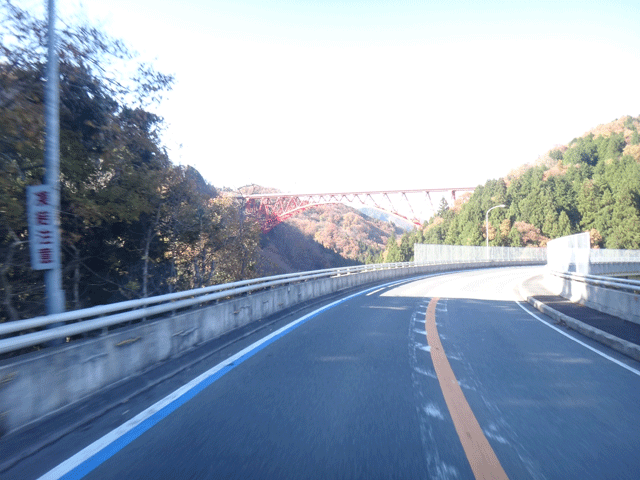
284,204 -> 403,264
381,115 -> 640,262
255,203 -> 403,275
238,185 -> 401,273
0,4 -> 260,321
257,221 -> 358,276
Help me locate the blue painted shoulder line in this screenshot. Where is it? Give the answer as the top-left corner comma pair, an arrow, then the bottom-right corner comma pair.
44,275 -> 431,480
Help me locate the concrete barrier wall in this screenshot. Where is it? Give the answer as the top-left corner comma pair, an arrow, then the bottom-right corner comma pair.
544,273 -> 640,326
547,232 -> 590,274
0,261 -> 539,436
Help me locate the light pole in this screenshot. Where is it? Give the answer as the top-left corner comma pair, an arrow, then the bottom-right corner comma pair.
485,204 -> 506,250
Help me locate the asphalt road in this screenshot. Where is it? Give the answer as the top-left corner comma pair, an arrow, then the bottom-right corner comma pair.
9,267 -> 640,479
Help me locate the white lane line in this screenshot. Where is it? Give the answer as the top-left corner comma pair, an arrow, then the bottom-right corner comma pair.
366,287 -> 385,296
516,302 -> 640,377
39,275 -> 428,480
38,292 -> 369,479
413,367 -> 437,379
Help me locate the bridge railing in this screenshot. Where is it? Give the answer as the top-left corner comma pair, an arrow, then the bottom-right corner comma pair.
550,271 -> 640,295
0,254 -> 546,358
0,263 -> 413,356
0,256 -> 545,437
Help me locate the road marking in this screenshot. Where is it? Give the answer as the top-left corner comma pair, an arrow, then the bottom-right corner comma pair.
425,297 -> 509,480
366,287 -> 385,296
37,276 -> 421,480
516,302 -> 640,377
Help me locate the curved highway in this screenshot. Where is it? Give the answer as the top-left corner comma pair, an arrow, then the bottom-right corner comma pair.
9,266 -> 640,479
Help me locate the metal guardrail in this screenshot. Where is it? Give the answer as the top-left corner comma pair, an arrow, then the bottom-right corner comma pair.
549,270 -> 640,295
0,262 -> 437,356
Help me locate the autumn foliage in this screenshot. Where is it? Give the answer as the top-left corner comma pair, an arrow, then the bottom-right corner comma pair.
0,4 -> 260,322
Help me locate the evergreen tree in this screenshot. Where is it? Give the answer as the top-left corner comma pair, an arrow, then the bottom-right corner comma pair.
553,211 -> 572,238
385,233 -> 402,263
564,134 -> 599,166
508,226 -> 523,247
423,218 -> 449,244
436,198 -> 450,217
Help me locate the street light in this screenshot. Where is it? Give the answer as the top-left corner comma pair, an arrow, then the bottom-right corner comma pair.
485,204 -> 506,249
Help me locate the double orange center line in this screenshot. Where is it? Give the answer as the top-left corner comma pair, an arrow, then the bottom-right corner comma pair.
425,297 -> 509,480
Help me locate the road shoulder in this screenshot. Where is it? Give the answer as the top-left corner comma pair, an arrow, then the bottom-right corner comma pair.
520,274 -> 640,362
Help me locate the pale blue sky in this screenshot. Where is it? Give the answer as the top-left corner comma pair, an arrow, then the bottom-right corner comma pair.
25,1 -> 640,195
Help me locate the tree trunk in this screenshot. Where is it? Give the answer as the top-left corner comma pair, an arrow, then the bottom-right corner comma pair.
142,209 -> 161,298
142,229 -> 152,298
1,228 -> 23,322
69,244 -> 81,309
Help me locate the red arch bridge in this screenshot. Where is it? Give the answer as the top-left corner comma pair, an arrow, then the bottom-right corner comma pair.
238,188 -> 475,232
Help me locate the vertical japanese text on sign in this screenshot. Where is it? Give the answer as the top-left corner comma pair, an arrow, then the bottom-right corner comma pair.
26,184 -> 59,270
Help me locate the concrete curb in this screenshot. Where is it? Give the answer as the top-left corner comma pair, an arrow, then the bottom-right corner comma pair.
524,295 -> 640,363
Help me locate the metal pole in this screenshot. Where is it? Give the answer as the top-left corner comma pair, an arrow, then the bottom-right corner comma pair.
44,0 -> 65,315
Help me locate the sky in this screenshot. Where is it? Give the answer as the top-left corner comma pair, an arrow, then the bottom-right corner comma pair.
24,0 -> 640,195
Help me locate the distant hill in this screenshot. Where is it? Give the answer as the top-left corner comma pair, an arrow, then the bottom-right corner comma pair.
358,208 -> 415,231
285,203 -> 403,260
505,116 -> 640,183
257,221 -> 357,275
402,114 -> 640,252
245,189 -> 405,275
